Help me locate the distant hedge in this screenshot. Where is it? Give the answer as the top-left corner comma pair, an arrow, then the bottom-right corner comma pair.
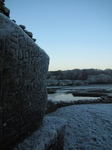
47,69 -> 112,85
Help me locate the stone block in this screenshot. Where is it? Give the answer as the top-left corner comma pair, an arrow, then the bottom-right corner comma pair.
14,116 -> 66,150
0,13 -> 49,150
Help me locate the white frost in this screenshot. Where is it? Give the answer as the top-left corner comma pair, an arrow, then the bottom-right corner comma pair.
48,104 -> 112,150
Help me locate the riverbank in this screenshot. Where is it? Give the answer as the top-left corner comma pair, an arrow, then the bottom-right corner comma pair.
46,84 -> 112,114
46,95 -> 112,114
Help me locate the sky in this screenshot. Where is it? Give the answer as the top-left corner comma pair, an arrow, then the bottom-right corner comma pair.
5,0 -> 112,71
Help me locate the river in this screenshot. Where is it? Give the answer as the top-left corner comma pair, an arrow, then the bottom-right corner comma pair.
48,84 -> 112,102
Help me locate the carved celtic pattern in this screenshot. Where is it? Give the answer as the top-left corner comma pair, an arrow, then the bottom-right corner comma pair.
0,13 -> 49,149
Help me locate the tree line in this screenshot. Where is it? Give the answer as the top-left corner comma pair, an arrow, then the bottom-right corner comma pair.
47,68 -> 112,85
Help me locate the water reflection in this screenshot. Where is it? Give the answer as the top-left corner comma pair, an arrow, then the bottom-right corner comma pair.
48,93 -> 98,102
47,84 -> 112,102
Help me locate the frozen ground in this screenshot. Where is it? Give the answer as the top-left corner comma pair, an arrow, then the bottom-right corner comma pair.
47,104 -> 112,150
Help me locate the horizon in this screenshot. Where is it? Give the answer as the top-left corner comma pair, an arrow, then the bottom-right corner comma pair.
48,67 -> 112,72
5,0 -> 112,71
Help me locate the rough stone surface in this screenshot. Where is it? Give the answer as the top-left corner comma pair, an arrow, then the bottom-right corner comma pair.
0,13 -> 49,150
14,116 -> 66,150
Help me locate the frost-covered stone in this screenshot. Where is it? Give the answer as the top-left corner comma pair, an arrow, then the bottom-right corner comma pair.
14,117 -> 66,150
0,0 -> 10,17
19,24 -> 26,30
24,30 -> 33,38
0,12 -> 49,149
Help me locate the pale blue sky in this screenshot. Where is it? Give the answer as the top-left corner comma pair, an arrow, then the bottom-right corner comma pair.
5,0 -> 112,71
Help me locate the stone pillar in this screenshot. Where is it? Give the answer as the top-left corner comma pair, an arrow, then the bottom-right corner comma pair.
0,3 -> 49,150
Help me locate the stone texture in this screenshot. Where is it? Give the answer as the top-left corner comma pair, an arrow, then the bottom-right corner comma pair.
14,116 -> 66,150
0,13 -> 49,150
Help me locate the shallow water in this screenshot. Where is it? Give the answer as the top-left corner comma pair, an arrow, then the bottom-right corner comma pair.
48,93 -> 98,102
48,84 -> 112,102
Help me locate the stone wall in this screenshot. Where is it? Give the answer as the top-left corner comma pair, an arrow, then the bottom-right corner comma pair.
0,2 -> 49,149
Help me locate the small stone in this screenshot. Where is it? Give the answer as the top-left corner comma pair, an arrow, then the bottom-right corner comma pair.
0,0 -> 10,17
24,30 -> 33,38
0,5 -> 10,17
0,0 -> 3,3
0,1 -> 4,5
19,24 -> 26,30
4,6 -> 10,14
12,19 -> 16,23
32,38 -> 36,42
